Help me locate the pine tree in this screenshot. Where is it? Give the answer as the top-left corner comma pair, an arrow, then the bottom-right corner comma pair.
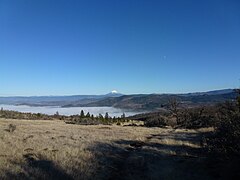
121,113 -> 125,120
86,112 -> 90,118
80,110 -> 85,118
99,114 -> 104,121
105,112 -> 109,121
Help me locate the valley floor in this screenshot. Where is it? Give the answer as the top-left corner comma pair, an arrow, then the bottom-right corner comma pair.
0,118 -> 214,180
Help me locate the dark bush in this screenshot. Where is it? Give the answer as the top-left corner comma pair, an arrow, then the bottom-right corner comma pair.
116,122 -> 121,126
7,124 -> 16,133
205,101 -> 240,179
178,107 -> 217,129
208,101 -> 240,156
144,117 -> 166,127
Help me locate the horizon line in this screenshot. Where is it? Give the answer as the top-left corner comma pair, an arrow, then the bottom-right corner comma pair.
0,88 -> 236,97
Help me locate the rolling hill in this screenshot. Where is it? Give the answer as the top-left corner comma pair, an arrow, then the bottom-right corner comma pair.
64,89 -> 237,110
0,89 -> 237,111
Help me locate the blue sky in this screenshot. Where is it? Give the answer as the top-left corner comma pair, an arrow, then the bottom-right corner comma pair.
0,0 -> 240,96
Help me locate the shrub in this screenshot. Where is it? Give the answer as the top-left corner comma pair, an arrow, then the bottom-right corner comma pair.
178,107 -> 216,129
7,124 -> 16,133
208,102 -> 240,156
116,122 -> 121,126
144,117 -> 166,127
205,101 -> 240,179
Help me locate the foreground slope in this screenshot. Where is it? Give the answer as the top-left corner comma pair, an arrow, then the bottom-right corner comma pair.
0,119 -> 214,179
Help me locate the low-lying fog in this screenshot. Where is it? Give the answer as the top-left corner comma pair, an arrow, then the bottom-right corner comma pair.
0,104 -> 146,117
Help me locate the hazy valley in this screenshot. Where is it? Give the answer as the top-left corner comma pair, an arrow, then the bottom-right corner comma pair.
0,89 -> 236,111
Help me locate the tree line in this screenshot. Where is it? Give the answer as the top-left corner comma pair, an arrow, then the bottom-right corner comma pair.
0,108 -> 127,125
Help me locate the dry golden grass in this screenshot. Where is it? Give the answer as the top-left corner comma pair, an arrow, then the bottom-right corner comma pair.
0,118 -> 213,179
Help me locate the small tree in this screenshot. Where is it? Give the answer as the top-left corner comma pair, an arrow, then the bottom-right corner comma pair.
168,97 -> 181,125
86,112 -> 90,118
105,112 -> 109,121
0,107 -> 3,116
121,113 -> 126,121
99,114 -> 104,121
54,111 -> 60,119
80,110 -> 85,118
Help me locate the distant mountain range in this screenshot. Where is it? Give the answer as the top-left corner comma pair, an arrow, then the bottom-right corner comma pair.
179,89 -> 234,96
0,89 -> 237,110
0,92 -> 123,107
68,89 -> 237,110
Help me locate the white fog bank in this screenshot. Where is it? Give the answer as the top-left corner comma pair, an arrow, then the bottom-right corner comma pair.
0,104 -> 147,117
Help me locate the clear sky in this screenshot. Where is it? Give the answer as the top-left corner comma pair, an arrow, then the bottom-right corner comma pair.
1,0 -> 240,96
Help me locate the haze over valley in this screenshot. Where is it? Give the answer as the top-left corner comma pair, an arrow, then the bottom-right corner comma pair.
0,89 -> 236,115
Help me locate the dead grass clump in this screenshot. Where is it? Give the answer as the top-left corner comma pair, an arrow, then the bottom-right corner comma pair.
5,124 -> 16,133
98,127 -> 111,130
24,148 -> 34,152
23,135 -> 34,142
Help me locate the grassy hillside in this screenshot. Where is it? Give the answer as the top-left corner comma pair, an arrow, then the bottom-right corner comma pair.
0,119 -> 214,179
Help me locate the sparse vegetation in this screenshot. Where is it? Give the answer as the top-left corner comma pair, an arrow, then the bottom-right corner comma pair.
0,109 -> 128,125
0,109 -> 53,120
130,105 -> 217,129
